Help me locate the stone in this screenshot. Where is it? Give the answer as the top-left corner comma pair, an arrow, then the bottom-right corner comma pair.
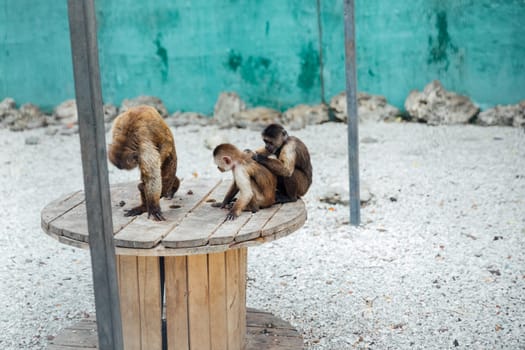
404,80 -> 479,125
53,99 -> 78,125
476,101 -> 525,127
0,97 -> 16,112
330,92 -> 400,123
281,104 -> 329,130
213,92 -> 246,127
319,181 -> 372,206
103,104 -> 118,123
119,96 -> 168,118
10,103 -> 48,131
168,111 -> 210,127
233,107 -> 282,130
204,134 -> 230,150
0,98 -> 20,129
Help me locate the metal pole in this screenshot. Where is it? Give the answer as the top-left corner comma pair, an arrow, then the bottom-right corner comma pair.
343,0 -> 361,226
67,1 -> 124,349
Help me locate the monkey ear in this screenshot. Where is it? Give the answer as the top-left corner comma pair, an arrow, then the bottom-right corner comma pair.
223,156 -> 232,165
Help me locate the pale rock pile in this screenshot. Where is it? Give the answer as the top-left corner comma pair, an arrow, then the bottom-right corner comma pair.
404,80 -> 479,125
477,100 -> 525,128
329,92 -> 401,123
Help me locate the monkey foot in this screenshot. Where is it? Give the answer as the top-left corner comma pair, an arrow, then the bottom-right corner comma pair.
124,206 -> 147,217
148,207 -> 166,221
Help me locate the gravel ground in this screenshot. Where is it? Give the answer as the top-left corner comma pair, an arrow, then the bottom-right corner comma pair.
0,121 -> 524,349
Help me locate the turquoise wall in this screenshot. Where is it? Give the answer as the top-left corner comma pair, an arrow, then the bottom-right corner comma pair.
1,0 -> 524,113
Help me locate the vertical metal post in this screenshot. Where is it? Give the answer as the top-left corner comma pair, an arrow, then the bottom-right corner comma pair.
67,1 -> 124,349
343,0 -> 361,226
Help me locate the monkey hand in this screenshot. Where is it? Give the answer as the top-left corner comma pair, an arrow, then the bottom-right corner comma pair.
225,210 -> 238,221
252,153 -> 268,163
243,149 -> 256,157
147,205 -> 166,221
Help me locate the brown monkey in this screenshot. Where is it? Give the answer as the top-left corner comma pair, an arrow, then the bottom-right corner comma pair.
108,105 -> 180,221
213,143 -> 277,220
249,123 -> 312,203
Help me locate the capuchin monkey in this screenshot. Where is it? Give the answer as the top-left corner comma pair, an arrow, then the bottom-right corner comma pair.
247,124 -> 312,203
213,143 -> 277,220
108,105 -> 180,221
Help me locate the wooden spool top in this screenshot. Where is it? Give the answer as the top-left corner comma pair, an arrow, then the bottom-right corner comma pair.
41,178 -> 306,256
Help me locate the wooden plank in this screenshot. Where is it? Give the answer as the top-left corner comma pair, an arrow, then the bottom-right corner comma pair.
162,180 -> 231,249
41,191 -> 84,231
137,256 -> 162,350
260,201 -> 305,237
47,308 -> 303,350
117,256 -> 141,350
107,182 -> 143,233
48,202 -> 89,242
234,205 -> 281,243
239,248 -> 248,346
67,0 -> 124,347
208,212 -> 251,245
165,256 -> 189,350
226,249 -> 243,350
187,254 -> 211,350
49,183 -> 139,243
114,178 -> 220,248
50,327 -> 97,348
207,252 -> 228,350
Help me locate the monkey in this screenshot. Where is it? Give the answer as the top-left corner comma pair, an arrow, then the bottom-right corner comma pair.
212,143 -> 277,220
248,123 -> 312,203
108,105 -> 180,221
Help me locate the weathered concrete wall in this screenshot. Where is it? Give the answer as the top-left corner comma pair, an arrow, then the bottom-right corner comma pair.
0,0 -> 523,113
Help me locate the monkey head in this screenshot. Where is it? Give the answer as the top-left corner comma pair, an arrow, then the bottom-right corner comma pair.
262,123 -> 288,154
213,143 -> 239,172
108,141 -> 139,170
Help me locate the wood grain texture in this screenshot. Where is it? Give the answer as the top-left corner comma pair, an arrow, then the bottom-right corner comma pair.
226,249 -> 243,350
207,252 -> 228,350
41,178 -> 306,255
187,254 -> 211,350
165,256 -> 189,350
137,257 -> 162,350
115,178 -> 220,248
48,308 -> 303,350
117,256 -> 141,350
117,256 -> 162,350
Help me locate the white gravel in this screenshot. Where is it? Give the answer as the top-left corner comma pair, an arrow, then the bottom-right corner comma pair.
0,122 -> 524,349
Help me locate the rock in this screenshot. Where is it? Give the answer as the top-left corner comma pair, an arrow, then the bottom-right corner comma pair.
119,96 -> 168,118
10,103 -> 48,131
204,134 -> 230,150
0,97 -> 16,112
477,101 -> 525,127
25,136 -> 40,145
319,181 -> 372,206
330,92 -> 400,123
404,80 -> 479,125
168,111 -> 210,127
213,92 -> 246,127
0,98 -> 20,129
282,104 -> 329,130
103,104 -> 118,123
233,107 -> 282,130
53,100 -> 78,125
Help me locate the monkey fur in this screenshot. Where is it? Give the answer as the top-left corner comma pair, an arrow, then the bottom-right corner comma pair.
108,105 -> 180,221
250,123 -> 312,203
213,143 -> 277,220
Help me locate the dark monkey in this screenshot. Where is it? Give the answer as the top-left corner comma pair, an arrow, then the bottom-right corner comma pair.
108,105 -> 180,221
249,124 -> 312,203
